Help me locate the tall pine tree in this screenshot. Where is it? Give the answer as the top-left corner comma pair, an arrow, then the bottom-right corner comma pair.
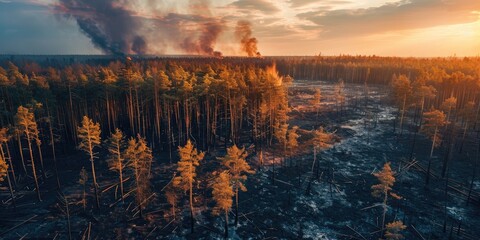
77,116 -> 102,209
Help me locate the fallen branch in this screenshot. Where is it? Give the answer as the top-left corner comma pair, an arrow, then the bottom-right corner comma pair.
346,225 -> 367,240
144,226 -> 157,240
241,213 -> 264,236
410,224 -> 425,240
101,177 -> 130,193
0,215 -> 37,236
109,188 -> 135,208
360,203 -> 383,211
131,193 -> 156,213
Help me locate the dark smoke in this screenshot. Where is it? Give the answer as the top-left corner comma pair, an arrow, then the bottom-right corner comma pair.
57,0 -> 147,55
55,0 -> 257,57
180,21 -> 224,57
235,21 -> 261,57
178,0 -> 224,57
132,36 -> 147,55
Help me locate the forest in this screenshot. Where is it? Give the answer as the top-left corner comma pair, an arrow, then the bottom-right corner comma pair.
0,55 -> 479,239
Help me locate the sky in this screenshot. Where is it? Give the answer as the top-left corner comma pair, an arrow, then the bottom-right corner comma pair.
0,0 -> 479,57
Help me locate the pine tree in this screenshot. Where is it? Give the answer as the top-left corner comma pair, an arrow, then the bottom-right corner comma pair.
422,108 -> 447,185
0,149 -> 15,209
391,74 -> 412,133
441,97 -> 457,122
218,144 -> 255,226
13,127 -> 27,174
311,127 -> 335,178
459,101 -> 476,152
309,88 -> 321,115
412,80 -> 436,116
125,135 -> 153,218
212,171 -> 234,239
274,123 -> 289,154
0,66 -> 10,86
0,154 -> 7,182
107,129 -> 126,201
7,62 -> 27,85
0,128 -> 15,185
409,78 -> 436,160
312,127 -> 335,150
173,140 -> 205,233
384,221 -> 406,240
58,192 -> 73,240
287,126 -> 299,162
305,127 -> 336,195
77,116 -> 102,209
15,106 -> 42,201
371,162 -> 401,235
165,185 -> 178,220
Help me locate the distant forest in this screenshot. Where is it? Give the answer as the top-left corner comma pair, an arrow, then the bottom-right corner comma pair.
0,56 -> 479,149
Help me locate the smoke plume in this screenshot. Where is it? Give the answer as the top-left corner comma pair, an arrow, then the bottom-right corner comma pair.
180,21 -> 224,57
235,21 -> 261,57
57,0 -> 147,55
55,0 -> 258,57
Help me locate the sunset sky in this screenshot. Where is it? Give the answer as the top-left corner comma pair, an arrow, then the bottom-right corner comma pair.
1,0 -> 479,56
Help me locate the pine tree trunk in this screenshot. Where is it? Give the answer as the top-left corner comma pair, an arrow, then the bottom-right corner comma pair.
68,83 -> 78,146
381,190 -> 387,236
16,133 -> 27,174
1,144 -> 16,185
65,195 -> 72,240
47,106 -> 61,189
89,139 -> 100,209
82,183 -> 86,211
225,209 -> 229,239
5,165 -> 16,210
442,125 -> 455,178
26,132 -> 41,201
272,159 -> 275,185
466,153 -> 477,205
409,101 -> 424,161
426,127 -> 437,186
431,127 -> 438,157
443,174 -> 449,233
235,187 -> 239,226
399,93 -> 407,136
459,123 -> 468,153
36,141 -> 46,180
118,150 -> 124,202
189,163 -> 195,233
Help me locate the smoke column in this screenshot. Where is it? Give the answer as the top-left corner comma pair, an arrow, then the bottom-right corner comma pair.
180,21 -> 223,57
179,0 -> 224,56
235,21 -> 261,57
57,0 -> 147,55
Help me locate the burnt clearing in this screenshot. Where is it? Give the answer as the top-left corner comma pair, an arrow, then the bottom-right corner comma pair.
1,80 -> 479,240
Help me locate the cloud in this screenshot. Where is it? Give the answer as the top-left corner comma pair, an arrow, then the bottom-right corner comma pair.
298,0 -> 480,38
228,0 -> 280,14
288,0 -> 351,8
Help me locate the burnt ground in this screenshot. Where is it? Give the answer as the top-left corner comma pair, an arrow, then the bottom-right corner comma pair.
1,80 -> 480,239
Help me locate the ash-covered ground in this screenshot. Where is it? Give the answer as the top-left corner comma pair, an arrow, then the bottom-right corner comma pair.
1,80 -> 479,239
